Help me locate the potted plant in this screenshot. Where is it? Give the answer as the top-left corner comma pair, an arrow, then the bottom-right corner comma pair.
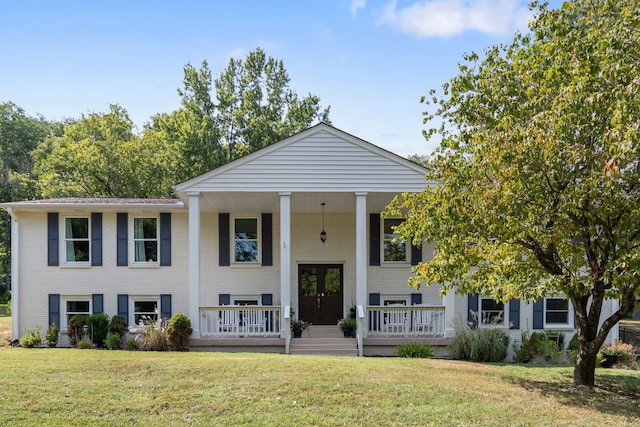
599,341 -> 637,368
338,317 -> 357,337
290,319 -> 310,338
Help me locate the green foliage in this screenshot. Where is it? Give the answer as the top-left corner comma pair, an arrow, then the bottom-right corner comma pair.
67,314 -> 86,346
45,323 -> 59,348
19,327 -> 42,348
166,313 -> 192,351
108,315 -> 127,337
450,324 -> 509,362
77,338 -> 92,349
104,333 -> 122,350
599,341 -> 638,365
395,342 -> 435,358
513,331 -> 566,363
125,337 -> 139,351
387,0 -> 640,387
338,317 -> 356,332
86,313 -> 109,348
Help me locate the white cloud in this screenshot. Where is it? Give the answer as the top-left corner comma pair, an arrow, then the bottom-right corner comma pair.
350,0 -> 366,16
378,0 -> 532,38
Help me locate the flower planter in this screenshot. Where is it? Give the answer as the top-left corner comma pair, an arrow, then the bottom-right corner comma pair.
343,329 -> 355,338
600,354 -> 618,368
293,330 -> 303,338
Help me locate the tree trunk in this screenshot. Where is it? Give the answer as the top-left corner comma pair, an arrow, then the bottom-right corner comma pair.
574,344 -> 598,386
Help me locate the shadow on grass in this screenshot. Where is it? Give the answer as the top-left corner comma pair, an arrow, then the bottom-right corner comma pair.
504,365 -> 640,421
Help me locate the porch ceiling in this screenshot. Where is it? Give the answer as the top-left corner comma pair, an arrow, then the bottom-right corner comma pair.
194,191 -> 403,214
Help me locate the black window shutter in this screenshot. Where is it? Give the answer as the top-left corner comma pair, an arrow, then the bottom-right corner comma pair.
48,293 -> 60,327
261,293 -> 273,306
160,294 -> 172,320
92,294 -> 104,314
468,293 -> 479,327
533,298 -> 544,329
411,293 -> 422,305
219,293 -> 231,305
369,293 -> 380,306
261,213 -> 272,266
117,294 -> 129,321
411,239 -> 422,266
369,292 -> 381,331
47,212 -> 59,266
160,213 -> 171,266
219,213 -> 230,266
369,214 -> 380,266
116,213 -> 128,266
91,213 -> 103,266
509,298 -> 520,329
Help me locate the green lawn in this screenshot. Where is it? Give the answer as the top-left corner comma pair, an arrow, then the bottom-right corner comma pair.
0,349 -> 638,426
0,303 -> 10,345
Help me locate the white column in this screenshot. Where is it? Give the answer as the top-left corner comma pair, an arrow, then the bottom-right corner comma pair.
355,192 -> 367,343
8,208 -> 19,339
187,192 -> 201,338
279,192 -> 291,339
444,288 -> 456,338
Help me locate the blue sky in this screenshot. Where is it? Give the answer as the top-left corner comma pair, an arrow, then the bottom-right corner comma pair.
1,0 -> 561,157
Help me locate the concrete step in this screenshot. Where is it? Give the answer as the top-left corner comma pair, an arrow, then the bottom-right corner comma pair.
290,325 -> 358,356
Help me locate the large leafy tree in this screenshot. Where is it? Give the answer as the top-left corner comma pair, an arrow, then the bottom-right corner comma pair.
148,48 -> 331,182
387,0 -> 640,387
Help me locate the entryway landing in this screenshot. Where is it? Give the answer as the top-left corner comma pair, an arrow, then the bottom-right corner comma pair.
289,325 -> 358,356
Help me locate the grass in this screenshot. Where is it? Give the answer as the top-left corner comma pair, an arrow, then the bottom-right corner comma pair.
0,303 -> 10,345
0,349 -> 638,426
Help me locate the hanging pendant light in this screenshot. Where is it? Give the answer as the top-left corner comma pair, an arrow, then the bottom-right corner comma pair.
320,202 -> 327,244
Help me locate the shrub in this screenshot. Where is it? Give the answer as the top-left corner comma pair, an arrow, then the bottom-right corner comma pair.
67,315 -> 86,346
104,333 -> 122,350
45,323 -> 59,348
125,337 -> 139,351
450,322 -> 509,362
108,315 -> 127,337
568,333 -> 579,351
86,313 -> 110,348
139,326 -> 168,351
20,327 -> 42,348
395,342 -> 435,358
167,313 -> 193,351
77,338 -> 92,349
599,341 -> 638,365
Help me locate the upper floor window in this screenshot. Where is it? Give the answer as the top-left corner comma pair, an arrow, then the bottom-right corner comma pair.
480,298 -> 504,325
545,298 -> 571,326
64,217 -> 89,263
234,217 -> 259,263
134,217 -> 158,263
383,218 -> 407,262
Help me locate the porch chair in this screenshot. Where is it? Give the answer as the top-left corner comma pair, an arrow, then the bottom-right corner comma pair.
383,305 -> 408,335
241,309 -> 266,336
218,308 -> 239,336
412,307 -> 434,336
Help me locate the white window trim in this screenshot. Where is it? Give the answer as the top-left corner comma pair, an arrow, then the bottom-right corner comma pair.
130,295 -> 160,328
231,215 -> 261,265
478,297 -> 507,327
381,217 -> 409,264
382,296 -> 410,306
61,296 -> 92,331
231,295 -> 260,305
60,216 -> 91,266
129,216 -> 160,267
543,297 -> 574,328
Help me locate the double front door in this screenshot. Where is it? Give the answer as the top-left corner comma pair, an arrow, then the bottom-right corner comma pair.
298,264 -> 343,325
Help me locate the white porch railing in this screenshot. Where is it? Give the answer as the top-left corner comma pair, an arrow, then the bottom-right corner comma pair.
367,305 -> 445,337
200,306 -> 281,337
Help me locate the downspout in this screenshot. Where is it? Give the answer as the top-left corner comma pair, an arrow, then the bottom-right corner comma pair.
7,208 -> 18,340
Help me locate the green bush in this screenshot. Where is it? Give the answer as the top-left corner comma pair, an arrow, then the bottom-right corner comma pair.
45,323 -> 59,348
20,327 -> 42,348
451,325 -> 509,362
395,342 -> 435,358
67,315 -> 86,346
104,333 -> 122,350
125,337 -> 139,351
166,313 -> 193,351
77,338 -> 92,349
108,315 -> 127,337
568,333 -> 579,351
86,313 -> 110,348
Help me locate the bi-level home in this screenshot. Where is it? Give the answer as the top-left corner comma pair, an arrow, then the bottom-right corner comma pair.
2,124 -> 616,355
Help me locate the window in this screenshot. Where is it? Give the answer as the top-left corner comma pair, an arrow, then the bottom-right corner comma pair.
134,217 -> 158,263
480,298 -> 504,325
545,298 -> 571,326
383,218 -> 407,262
133,299 -> 158,325
233,217 -> 259,263
63,298 -> 91,329
382,297 -> 408,306
64,217 -> 89,263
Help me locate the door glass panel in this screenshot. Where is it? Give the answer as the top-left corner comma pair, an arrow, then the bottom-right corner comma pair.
324,268 -> 340,296
301,268 -> 317,296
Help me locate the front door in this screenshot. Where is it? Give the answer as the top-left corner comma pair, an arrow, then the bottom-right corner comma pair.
298,264 -> 343,325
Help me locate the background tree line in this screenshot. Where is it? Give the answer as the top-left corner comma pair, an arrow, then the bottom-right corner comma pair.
0,47 -> 331,297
